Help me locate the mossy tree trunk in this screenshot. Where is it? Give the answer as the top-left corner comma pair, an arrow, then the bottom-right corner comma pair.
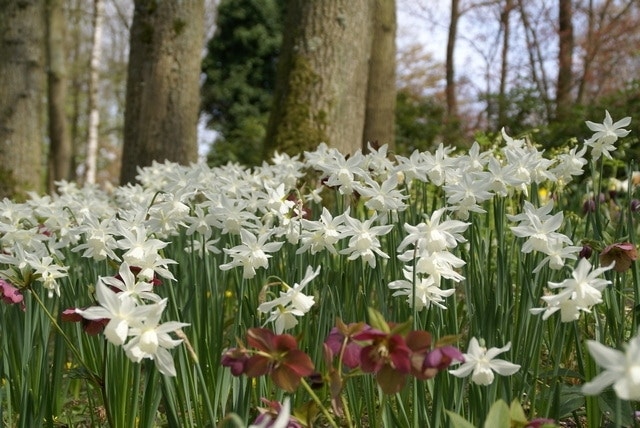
362,0 -> 396,152
265,0 -> 374,157
120,0 -> 204,185
0,0 -> 45,199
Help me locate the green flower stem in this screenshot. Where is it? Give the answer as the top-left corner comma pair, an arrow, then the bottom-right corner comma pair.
28,288 -> 101,387
593,159 -> 604,241
340,393 -> 354,428
300,377 -> 338,428
377,386 -> 387,428
193,356 -> 217,424
101,339 -> 116,428
335,336 -> 355,428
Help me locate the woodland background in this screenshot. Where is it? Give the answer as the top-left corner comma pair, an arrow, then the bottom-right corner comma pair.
1,0 -> 639,199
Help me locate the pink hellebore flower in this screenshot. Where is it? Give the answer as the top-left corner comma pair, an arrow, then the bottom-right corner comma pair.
324,321 -> 370,369
600,242 -> 638,273
0,279 -> 24,310
239,328 -> 315,393
353,327 -> 413,394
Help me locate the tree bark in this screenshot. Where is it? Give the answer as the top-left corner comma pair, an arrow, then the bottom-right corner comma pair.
46,0 -> 72,193
265,0 -> 374,157
498,0 -> 513,127
120,0 -> 204,185
85,0 -> 104,185
0,0 -> 45,199
445,0 -> 459,121
362,0 -> 397,152
556,0 -> 574,121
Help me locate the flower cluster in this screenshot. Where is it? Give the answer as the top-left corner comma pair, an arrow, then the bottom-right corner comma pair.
530,258 -> 614,322
68,262 -> 188,376
390,208 -> 469,310
221,327 -> 315,392
0,110 -> 636,426
324,314 -> 463,395
584,110 -> 631,161
223,309 -> 463,401
509,200 -> 581,273
258,265 -> 319,334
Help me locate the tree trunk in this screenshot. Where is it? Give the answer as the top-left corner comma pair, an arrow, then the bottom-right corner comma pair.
265,0 -> 373,157
362,0 -> 397,152
67,0 -> 84,181
445,0 -> 459,121
556,0 -> 574,121
0,0 -> 45,199
85,0 -> 104,185
498,0 -> 513,127
120,0 -> 204,185
46,0 -> 72,193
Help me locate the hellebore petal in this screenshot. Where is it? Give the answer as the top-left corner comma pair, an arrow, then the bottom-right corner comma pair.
376,364 -> 408,394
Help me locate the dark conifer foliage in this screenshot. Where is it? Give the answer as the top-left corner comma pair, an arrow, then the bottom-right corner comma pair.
201,0 -> 284,166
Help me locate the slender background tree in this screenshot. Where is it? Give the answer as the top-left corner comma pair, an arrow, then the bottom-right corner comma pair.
85,0 -> 105,185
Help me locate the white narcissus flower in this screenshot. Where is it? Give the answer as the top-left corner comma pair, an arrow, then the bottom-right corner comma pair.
116,224 -> 168,267
530,258 -> 614,322
71,215 -> 120,262
249,397 -> 292,428
583,335 -> 640,400
26,255 -> 69,298
296,207 -> 346,255
388,267 -> 455,310
76,280 -> 141,346
320,150 -> 368,196
258,266 -> 319,333
449,337 -> 520,385
509,200 -> 572,255
100,261 -> 161,302
220,228 -> 284,279
551,145 -> 588,184
339,214 -> 393,268
353,174 -> 408,213
397,208 -> 469,254
123,298 -> 189,377
585,110 -> 631,161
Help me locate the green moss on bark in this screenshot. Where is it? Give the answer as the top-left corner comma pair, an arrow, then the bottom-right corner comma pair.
173,19 -> 186,35
269,54 -> 329,156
